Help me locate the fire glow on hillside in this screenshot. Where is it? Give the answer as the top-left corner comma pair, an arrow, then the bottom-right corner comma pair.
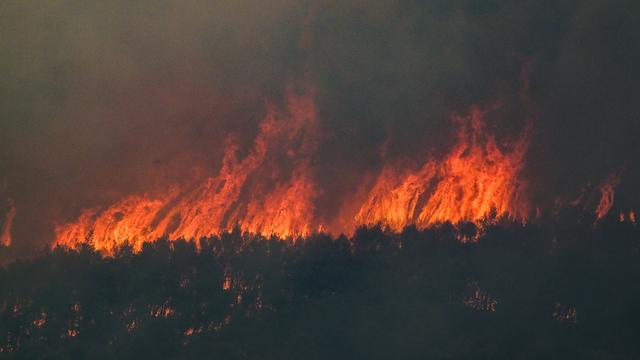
52,86 -> 601,254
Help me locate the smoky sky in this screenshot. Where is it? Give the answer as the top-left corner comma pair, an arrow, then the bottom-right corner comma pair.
1,0 -> 639,256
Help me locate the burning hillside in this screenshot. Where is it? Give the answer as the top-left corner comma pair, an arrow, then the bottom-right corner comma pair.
1,1 -> 639,359
51,85 -> 537,253
0,1 -> 637,259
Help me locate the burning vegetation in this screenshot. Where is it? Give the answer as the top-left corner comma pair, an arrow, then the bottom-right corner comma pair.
1,1 -> 638,358
48,87 -> 627,255
53,88 -> 323,253
355,105 -> 529,235
51,88 -> 537,254
0,201 -> 15,248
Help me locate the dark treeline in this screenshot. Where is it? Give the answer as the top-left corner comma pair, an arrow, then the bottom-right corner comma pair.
1,212 -> 640,359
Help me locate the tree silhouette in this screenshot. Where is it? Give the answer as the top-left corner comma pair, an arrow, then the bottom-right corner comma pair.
1,213 -> 640,359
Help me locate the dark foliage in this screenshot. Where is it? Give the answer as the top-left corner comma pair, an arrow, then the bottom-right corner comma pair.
1,214 -> 640,359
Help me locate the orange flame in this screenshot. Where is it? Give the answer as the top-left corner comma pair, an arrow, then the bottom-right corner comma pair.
619,210 -> 635,224
355,106 -> 529,234
54,95 -> 532,253
1,200 -> 16,247
54,89 -> 321,253
595,174 -> 620,220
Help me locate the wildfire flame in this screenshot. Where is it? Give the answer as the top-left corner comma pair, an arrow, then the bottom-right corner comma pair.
618,210 -> 635,224
54,88 -> 321,253
1,200 -> 16,247
355,106 -> 530,233
54,92 -> 532,253
595,174 -> 620,220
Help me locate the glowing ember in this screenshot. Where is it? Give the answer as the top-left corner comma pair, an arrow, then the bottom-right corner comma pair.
619,210 -> 635,224
32,312 -> 47,328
